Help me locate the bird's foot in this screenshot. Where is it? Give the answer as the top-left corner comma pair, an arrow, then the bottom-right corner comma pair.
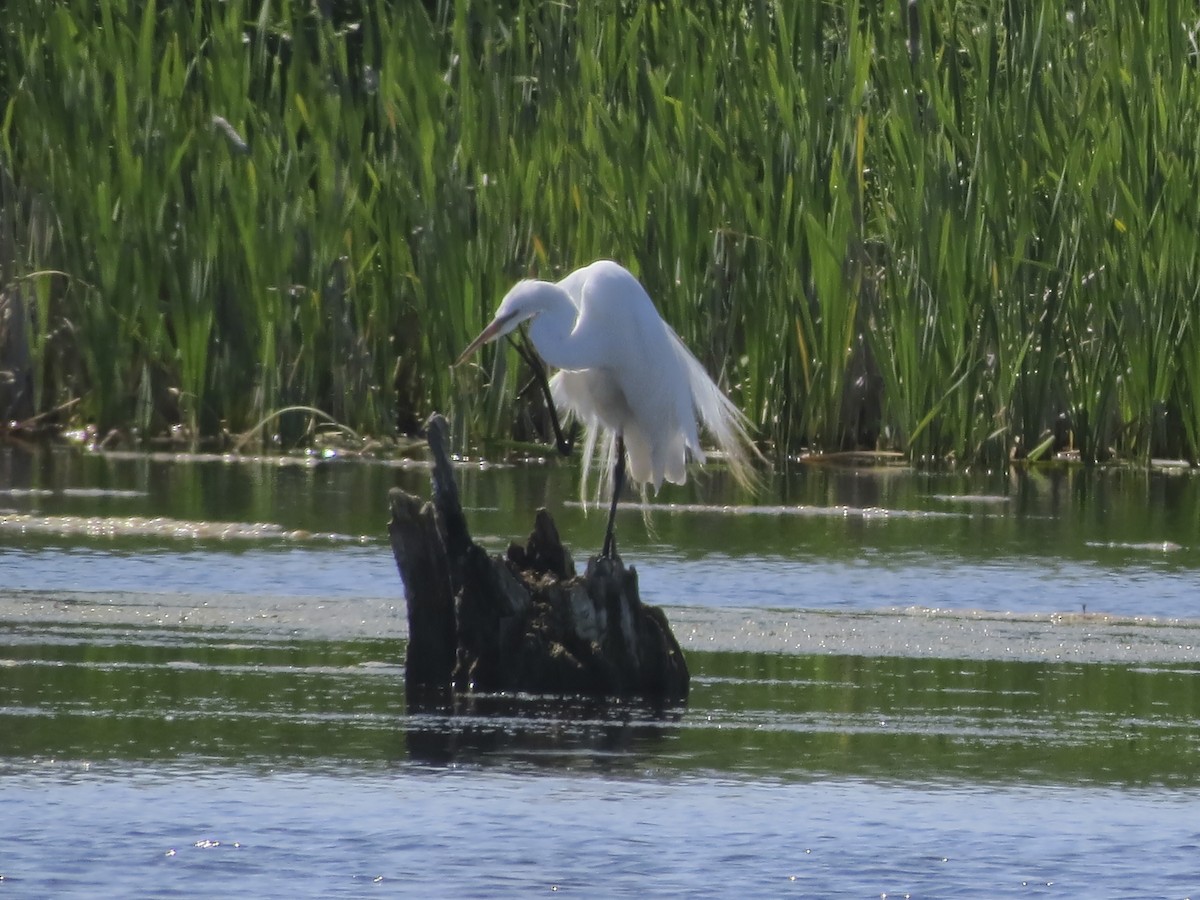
601,533 -> 618,561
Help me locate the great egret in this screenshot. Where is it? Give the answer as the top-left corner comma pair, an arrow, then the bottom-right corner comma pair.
456,259 -> 758,558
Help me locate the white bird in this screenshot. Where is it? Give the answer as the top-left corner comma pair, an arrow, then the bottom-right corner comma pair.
456,259 -> 759,558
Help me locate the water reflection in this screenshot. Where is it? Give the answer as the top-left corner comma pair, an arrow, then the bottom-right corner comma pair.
1,443 -> 1198,618
405,697 -> 682,770
3,622 -> 1198,787
689,651 -> 1200,786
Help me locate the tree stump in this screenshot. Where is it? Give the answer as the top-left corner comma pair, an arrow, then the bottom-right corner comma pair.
388,413 -> 689,709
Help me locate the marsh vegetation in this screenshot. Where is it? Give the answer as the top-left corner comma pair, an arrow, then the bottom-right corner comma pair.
2,1 -> 1199,465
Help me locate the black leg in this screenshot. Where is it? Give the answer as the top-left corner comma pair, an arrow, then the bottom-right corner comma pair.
601,434 -> 626,559
508,330 -> 576,456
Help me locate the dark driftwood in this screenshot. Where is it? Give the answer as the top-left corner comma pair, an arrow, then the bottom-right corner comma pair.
388,413 -> 689,707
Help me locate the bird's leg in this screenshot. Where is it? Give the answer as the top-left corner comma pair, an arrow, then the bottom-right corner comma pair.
601,434 -> 627,560
508,329 -> 576,456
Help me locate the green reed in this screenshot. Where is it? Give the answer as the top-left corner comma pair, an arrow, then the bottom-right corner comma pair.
2,1 -> 1199,465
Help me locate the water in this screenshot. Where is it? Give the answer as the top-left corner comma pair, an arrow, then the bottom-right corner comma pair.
3,449 -> 1198,618
5,767 -> 1199,897
3,445 -> 1200,897
4,621 -> 1200,896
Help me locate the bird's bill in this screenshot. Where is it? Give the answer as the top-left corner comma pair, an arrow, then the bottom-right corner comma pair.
454,313 -> 514,366
454,320 -> 503,366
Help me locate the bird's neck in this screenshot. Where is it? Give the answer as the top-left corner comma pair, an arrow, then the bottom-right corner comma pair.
526,286 -> 603,371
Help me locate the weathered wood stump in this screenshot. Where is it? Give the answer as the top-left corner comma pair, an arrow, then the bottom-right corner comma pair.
388,413 -> 689,708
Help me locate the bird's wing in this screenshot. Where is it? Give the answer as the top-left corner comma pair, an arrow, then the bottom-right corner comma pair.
552,260 -> 759,498
549,369 -> 619,506
579,264 -> 689,488
668,326 -> 759,491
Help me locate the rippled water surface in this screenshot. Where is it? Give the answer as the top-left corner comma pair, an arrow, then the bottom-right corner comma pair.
3,445 -> 1200,897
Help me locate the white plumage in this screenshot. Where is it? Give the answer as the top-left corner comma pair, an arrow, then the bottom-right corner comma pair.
457,259 -> 758,552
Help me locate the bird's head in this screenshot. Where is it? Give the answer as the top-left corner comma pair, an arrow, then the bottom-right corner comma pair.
454,280 -> 547,366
